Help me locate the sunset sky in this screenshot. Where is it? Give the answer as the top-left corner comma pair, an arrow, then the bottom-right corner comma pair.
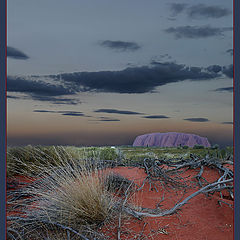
7,0 -> 233,147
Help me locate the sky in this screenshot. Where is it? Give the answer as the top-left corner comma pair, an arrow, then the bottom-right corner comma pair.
7,0 -> 233,147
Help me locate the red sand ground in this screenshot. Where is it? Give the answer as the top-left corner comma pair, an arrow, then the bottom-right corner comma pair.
7,166 -> 233,240
102,166 -> 233,240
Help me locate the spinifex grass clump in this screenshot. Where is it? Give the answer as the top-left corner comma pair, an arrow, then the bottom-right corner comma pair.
7,150 -> 118,239
7,145 -> 80,177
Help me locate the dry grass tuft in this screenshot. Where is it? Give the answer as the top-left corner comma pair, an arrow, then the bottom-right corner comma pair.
7,148 -> 120,239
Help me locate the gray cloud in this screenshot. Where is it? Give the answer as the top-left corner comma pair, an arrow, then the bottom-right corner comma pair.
7,95 -> 22,99
99,40 -> 141,51
7,77 -> 73,96
184,118 -> 209,122
33,110 -> 55,113
165,25 -> 232,39
143,115 -> 170,119
58,62 -> 224,94
8,62 -> 232,101
7,46 -> 29,60
221,121 -> 233,125
206,65 -> 222,73
226,49 -> 233,56
169,3 -> 187,15
98,119 -> 120,122
88,116 -> 121,122
222,64 -> 233,78
7,76 -> 79,104
187,4 -> 231,19
61,113 -> 85,116
34,110 -> 85,116
94,109 -> 144,115
214,87 -> 233,92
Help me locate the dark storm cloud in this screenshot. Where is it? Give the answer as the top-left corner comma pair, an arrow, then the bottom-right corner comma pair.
165,26 -> 232,39
214,87 -> 233,92
187,4 -> 231,19
58,62 -> 222,94
183,118 -> 209,122
222,64 -> 233,78
94,109 -> 144,115
143,115 -> 170,119
221,121 -> 233,125
99,40 -> 141,51
7,46 -> 29,60
7,76 -> 79,104
226,49 -> 233,56
169,3 -> 187,15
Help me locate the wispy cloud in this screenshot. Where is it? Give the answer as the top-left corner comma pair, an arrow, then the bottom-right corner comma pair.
143,115 -> 170,119
88,116 -> 121,122
187,4 -> 231,19
94,109 -> 144,115
222,64 -> 233,78
99,40 -> 141,51
221,121 -> 233,125
33,110 -> 85,116
165,25 -> 232,39
184,117 -> 209,122
226,49 -> 233,56
7,46 -> 29,60
214,87 -> 233,92
169,3 -> 231,19
169,3 -> 188,15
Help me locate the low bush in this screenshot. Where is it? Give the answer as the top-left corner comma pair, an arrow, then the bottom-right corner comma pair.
193,144 -> 205,149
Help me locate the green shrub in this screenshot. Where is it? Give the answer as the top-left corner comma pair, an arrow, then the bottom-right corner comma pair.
99,147 -> 119,160
211,144 -> 219,150
182,145 -> 189,149
193,144 -> 205,149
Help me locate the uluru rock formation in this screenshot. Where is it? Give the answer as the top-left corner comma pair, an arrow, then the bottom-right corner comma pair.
133,132 -> 211,147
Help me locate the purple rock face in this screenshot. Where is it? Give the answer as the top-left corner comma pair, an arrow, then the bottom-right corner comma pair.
133,132 -> 211,147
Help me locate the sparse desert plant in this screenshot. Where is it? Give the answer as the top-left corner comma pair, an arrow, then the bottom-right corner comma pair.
211,144 -> 219,150
7,149 -> 119,239
7,145 -> 78,177
99,147 -> 119,161
193,144 -> 205,149
182,145 -> 189,149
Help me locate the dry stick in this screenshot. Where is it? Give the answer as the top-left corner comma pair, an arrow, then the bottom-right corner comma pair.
137,222 -> 147,240
7,227 -> 24,240
194,165 -> 204,187
7,216 -> 89,240
117,181 -> 134,240
218,200 -> 233,209
123,178 -> 233,218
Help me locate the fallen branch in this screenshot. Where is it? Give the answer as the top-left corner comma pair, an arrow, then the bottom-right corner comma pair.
124,178 -> 233,218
